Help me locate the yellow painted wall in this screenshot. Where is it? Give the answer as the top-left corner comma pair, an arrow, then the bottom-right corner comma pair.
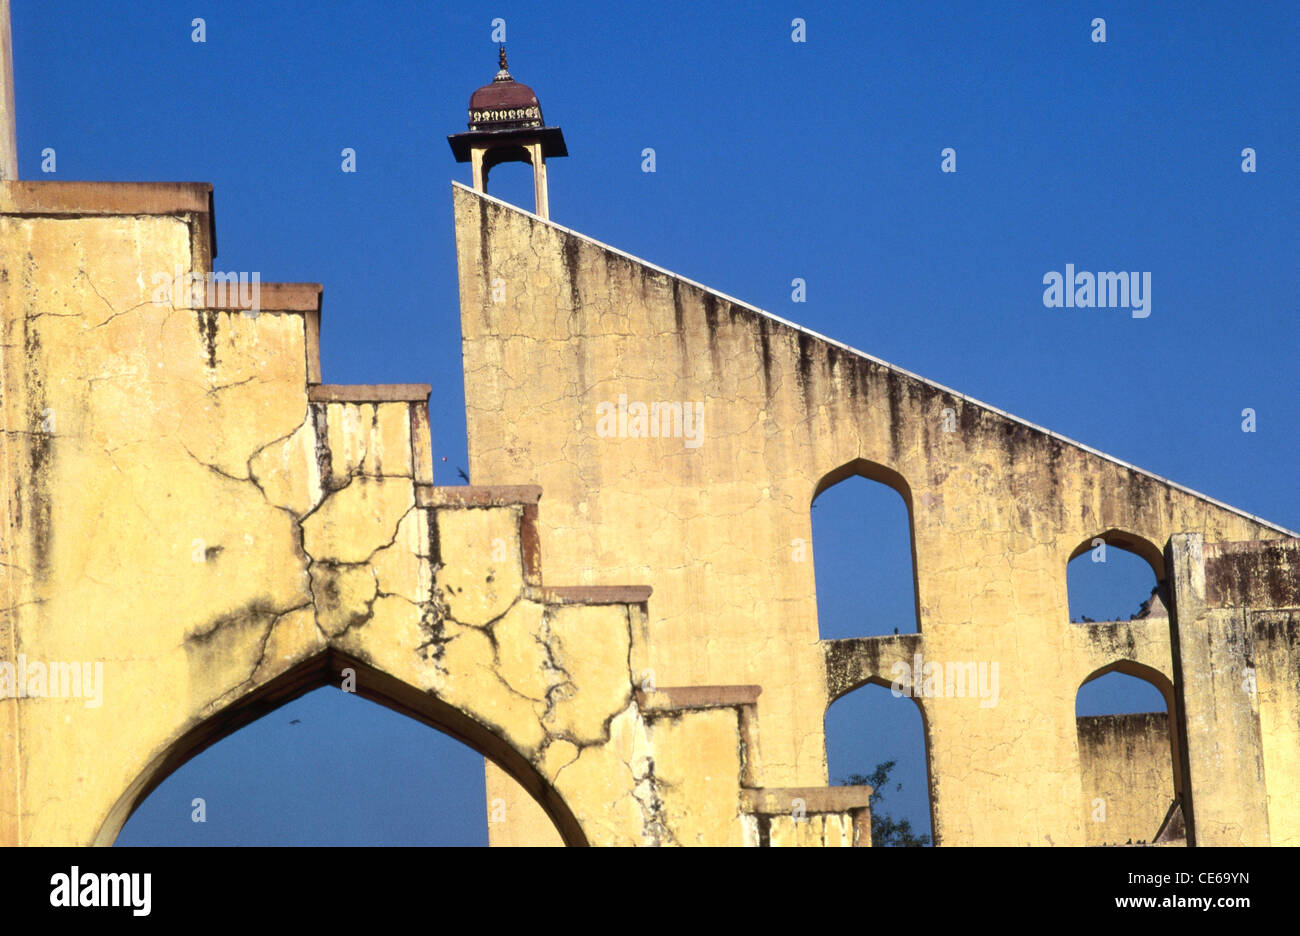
1076,713 -> 1174,845
1,183 -> 847,846
454,183 -> 1297,846
3,179 -> 1295,847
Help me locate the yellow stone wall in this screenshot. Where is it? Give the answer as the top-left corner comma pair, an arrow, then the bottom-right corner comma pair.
1,182 -> 852,846
1255,611 -> 1300,845
1076,713 -> 1174,845
454,183 -> 1299,846
3,177 -> 1295,847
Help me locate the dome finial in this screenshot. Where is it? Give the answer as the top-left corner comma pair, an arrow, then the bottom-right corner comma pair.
495,45 -> 511,81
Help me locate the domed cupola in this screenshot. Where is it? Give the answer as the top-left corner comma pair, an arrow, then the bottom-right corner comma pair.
467,48 -> 545,131
448,46 -> 567,219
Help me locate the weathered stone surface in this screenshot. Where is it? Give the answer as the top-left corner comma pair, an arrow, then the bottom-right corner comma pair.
432,506 -> 524,628
1077,713 -> 1174,846
454,183 -> 1300,847
648,708 -> 746,846
4,176 -> 1298,850
301,477 -> 413,564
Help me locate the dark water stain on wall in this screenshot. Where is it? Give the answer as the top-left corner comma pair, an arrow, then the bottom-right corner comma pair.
196,309 -> 219,369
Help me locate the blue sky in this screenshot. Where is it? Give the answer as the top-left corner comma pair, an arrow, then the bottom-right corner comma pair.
16,1 -> 1297,844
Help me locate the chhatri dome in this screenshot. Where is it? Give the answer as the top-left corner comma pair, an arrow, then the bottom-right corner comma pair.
449,47 -> 566,219
467,47 -> 545,131
448,46 -> 567,219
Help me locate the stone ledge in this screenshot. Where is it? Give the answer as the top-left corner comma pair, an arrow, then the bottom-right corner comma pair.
416,484 -> 543,508
533,585 -> 652,606
0,180 -> 212,215
741,786 -> 874,816
199,282 -> 321,312
0,180 -> 217,269
308,383 -> 431,404
636,685 -> 761,712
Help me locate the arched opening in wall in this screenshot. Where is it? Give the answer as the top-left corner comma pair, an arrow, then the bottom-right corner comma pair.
811,460 -> 920,639
825,680 -> 934,846
103,654 -> 580,846
482,149 -> 537,214
1075,663 -> 1183,846
117,688 -> 488,845
1067,530 -> 1166,624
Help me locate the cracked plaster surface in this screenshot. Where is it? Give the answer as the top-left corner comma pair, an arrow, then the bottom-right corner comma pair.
453,186 -> 1300,846
2,213 -> 743,846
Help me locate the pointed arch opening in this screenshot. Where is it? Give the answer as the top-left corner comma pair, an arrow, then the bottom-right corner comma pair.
810,459 -> 921,639
1075,661 -> 1183,846
118,686 -> 491,844
97,651 -> 584,846
825,676 -> 935,846
1066,530 -> 1167,624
